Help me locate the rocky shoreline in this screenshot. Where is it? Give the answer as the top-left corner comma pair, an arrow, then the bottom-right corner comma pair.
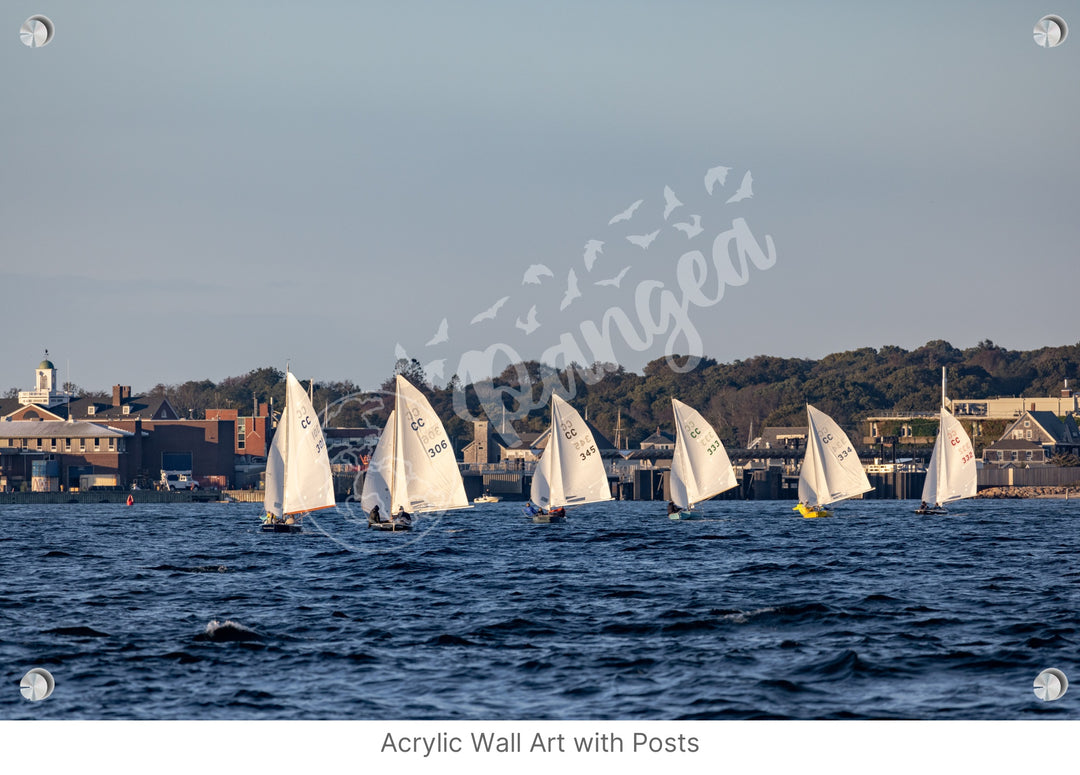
975,486 -> 1078,499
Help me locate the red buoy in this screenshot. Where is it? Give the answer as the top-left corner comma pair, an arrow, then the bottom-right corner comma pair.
126,494 -> 134,506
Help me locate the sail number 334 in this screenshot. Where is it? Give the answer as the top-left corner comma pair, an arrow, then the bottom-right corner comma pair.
820,432 -> 853,462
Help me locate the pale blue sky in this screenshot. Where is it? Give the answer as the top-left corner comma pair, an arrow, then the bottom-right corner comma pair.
3,2 -> 1078,393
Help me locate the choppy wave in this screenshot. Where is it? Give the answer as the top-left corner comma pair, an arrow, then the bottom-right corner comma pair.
1,499 -> 1078,720
195,620 -> 262,642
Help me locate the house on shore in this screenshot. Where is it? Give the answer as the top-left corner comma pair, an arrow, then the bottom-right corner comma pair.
981,410 -> 1080,465
864,382 -> 1079,448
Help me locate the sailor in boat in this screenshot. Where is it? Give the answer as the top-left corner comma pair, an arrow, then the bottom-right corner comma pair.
667,501 -> 682,516
394,506 -> 412,525
527,501 -> 565,518
369,504 -> 383,523
794,500 -> 827,518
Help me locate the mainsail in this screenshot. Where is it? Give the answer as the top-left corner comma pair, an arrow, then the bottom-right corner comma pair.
530,394 -> 613,510
921,407 -> 977,507
669,398 -> 738,509
263,371 -> 335,518
798,404 -> 872,509
360,376 -> 468,514
359,409 -> 403,515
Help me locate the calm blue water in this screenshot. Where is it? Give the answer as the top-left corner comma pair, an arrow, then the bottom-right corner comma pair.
1,499 -> 1077,720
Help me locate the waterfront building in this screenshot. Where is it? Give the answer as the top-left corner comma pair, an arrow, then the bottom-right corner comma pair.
207,403 -> 272,458
981,410 -> 1080,465
0,420 -> 135,491
864,383 -> 1079,447
746,426 -> 808,469
1,353 -> 234,490
16,351 -> 72,408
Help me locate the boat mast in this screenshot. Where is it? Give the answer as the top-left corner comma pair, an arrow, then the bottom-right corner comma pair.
282,363 -> 291,516
389,376 -> 400,513
941,366 -> 947,410
548,397 -> 557,509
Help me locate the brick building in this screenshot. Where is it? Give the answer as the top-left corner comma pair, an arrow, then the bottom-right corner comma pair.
206,404 -> 272,457
1,354 -> 236,489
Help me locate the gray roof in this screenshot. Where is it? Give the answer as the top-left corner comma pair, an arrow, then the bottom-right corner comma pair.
1,394 -> 180,422
984,438 -> 1042,451
998,411 -> 1080,446
495,431 -> 544,451
640,430 -> 675,448
71,395 -> 179,421
624,448 -> 674,461
748,426 -> 808,450
1027,411 -> 1080,444
0,420 -> 132,438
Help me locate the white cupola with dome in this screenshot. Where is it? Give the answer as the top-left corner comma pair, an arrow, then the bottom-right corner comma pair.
18,349 -> 73,407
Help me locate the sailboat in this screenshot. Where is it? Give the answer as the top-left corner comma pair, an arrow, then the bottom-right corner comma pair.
361,375 -> 469,531
526,393 -> 613,523
262,370 -> 336,533
667,398 -> 738,519
917,368 -> 977,514
793,404 -> 872,518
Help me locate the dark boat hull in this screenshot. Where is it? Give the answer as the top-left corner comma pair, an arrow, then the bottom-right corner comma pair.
261,522 -> 302,533
368,518 -> 411,531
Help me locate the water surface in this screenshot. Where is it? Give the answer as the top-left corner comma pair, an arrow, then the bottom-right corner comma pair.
2,499 -> 1077,719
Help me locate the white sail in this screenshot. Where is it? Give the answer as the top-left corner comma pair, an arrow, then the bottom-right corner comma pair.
360,409 -> 403,514
263,414 -> 287,516
393,375 -> 469,513
360,377 -> 468,515
530,394 -> 613,510
921,407 -> 977,507
798,404 -> 872,509
669,398 -> 738,509
263,371 -> 335,517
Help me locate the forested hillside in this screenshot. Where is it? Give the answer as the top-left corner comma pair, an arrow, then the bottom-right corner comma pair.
24,340 -> 1080,452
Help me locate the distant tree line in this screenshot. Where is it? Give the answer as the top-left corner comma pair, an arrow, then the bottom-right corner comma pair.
25,339 -> 1080,455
